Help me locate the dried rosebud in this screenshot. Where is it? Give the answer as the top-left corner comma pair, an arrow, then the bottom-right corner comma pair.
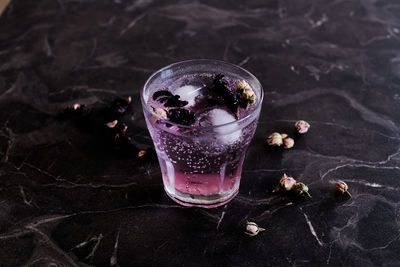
272,173 -> 296,192
236,80 -> 251,91
335,181 -> 351,197
267,132 -> 283,146
138,150 -> 147,157
295,120 -> 310,134
152,107 -> 168,120
283,137 -> 294,149
294,182 -> 312,198
106,120 -> 118,128
236,80 -> 256,105
280,173 -> 297,191
245,221 -> 265,237
280,133 -> 288,139
126,96 -> 132,104
73,104 -> 81,110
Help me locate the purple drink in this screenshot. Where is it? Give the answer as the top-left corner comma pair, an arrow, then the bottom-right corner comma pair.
141,60 -> 263,208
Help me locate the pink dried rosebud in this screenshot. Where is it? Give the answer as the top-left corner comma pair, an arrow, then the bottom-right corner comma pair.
267,132 -> 283,146
295,120 -> 310,134
106,120 -> 118,128
138,150 -> 147,157
126,96 -> 132,104
335,181 -> 351,197
294,182 -> 312,198
283,137 -> 294,149
152,107 -> 168,120
273,173 -> 297,192
73,104 -> 81,110
280,173 -> 297,191
245,221 -> 265,237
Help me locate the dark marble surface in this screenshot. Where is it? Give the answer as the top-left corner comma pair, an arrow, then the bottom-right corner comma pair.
0,0 -> 400,266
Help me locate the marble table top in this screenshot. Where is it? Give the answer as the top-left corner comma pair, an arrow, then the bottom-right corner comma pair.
0,0 -> 399,266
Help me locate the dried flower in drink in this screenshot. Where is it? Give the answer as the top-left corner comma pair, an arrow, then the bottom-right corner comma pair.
236,80 -> 251,91
106,120 -> 118,128
294,182 -> 312,198
267,132 -> 283,146
152,90 -> 188,107
236,80 -> 256,106
295,120 -> 310,134
283,137 -> 294,149
167,108 -> 195,126
152,107 -> 168,120
212,74 -> 240,114
245,221 -> 265,237
335,181 -> 351,197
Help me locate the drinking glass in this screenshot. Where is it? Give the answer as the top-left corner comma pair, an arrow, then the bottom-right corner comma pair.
141,59 -> 263,208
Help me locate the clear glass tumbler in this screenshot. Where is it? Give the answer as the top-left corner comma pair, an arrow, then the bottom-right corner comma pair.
141,59 -> 263,208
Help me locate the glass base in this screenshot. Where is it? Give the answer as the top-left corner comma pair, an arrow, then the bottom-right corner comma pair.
164,184 -> 239,208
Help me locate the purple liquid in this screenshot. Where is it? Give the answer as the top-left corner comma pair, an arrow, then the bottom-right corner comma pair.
145,73 -> 260,207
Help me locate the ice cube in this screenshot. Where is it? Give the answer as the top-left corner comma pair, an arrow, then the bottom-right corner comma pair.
208,108 -> 241,144
173,85 -> 203,107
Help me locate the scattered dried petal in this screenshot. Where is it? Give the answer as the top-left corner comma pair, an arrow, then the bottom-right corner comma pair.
106,120 -> 118,128
283,137 -> 294,149
138,150 -> 147,157
280,133 -> 288,139
267,132 -> 283,146
295,120 -> 310,134
245,221 -> 265,237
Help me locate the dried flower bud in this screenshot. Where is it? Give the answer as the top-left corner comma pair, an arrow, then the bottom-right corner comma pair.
280,133 -> 288,139
106,120 -> 118,128
153,107 -> 168,120
126,96 -> 132,104
295,120 -> 310,134
73,104 -> 81,110
245,221 -> 265,237
335,181 -> 351,197
294,182 -> 312,198
236,80 -> 256,105
267,132 -> 283,146
280,173 -> 297,191
236,79 -> 251,91
138,150 -> 147,157
242,88 -> 256,102
283,137 -> 294,149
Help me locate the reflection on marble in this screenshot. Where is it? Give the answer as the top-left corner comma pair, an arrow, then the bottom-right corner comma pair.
0,0 -> 400,266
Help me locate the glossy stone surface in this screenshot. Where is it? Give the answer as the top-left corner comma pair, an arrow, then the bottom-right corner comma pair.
1,0 -> 400,266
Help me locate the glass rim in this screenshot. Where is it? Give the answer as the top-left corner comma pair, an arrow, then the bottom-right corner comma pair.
141,59 -> 264,130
